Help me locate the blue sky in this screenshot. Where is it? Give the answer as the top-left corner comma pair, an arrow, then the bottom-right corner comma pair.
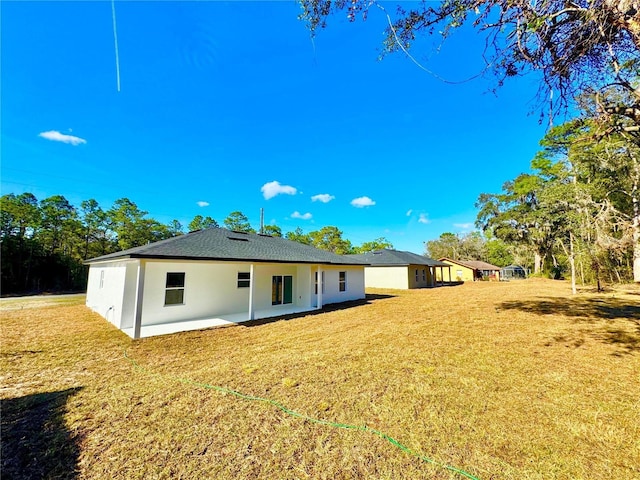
1,1 -> 549,253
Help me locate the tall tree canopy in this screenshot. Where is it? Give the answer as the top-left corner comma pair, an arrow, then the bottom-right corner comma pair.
477,118 -> 639,285
352,237 -> 394,253
223,211 -> 255,233
308,226 -> 353,254
188,215 -> 219,232
0,194 -> 182,294
263,224 -> 283,237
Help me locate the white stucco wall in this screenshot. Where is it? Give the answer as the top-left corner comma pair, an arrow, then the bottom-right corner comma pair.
120,261 -> 142,329
87,259 -> 366,333
86,260 -> 138,328
252,263 -> 312,312
139,261 -> 325,326
364,266 -> 409,289
141,260 -> 252,326
320,266 -> 365,304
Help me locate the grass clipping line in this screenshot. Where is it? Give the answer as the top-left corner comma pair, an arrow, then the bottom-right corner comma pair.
124,349 -> 480,480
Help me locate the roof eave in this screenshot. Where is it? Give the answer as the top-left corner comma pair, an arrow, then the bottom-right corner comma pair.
86,253 -> 368,266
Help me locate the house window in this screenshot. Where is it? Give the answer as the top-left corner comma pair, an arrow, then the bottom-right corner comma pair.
99,270 -> 105,289
314,271 -> 325,294
237,272 -> 250,288
339,271 -> 346,292
422,269 -> 426,281
415,269 -> 419,282
272,275 -> 293,305
165,272 -> 185,306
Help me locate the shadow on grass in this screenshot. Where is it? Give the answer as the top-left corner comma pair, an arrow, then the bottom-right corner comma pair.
436,281 -> 465,287
240,293 -> 396,328
499,297 -> 640,355
1,387 -> 83,479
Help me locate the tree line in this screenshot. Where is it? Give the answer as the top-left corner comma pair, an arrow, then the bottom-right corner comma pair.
0,194 -> 393,294
425,110 -> 639,289
475,116 -> 639,290
425,232 -> 516,268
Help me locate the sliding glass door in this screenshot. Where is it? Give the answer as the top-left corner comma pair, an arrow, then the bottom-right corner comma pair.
272,275 -> 293,305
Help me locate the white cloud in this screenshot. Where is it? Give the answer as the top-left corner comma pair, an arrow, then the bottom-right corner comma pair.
454,222 -> 474,230
406,209 -> 413,216
291,211 -> 312,220
261,180 -> 297,200
418,213 -> 430,224
351,196 -> 376,208
196,201 -> 210,207
38,130 -> 87,146
311,193 -> 335,203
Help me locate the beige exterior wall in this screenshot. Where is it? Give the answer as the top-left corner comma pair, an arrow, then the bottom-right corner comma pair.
365,265 -> 435,289
407,265 -> 433,288
439,260 -> 475,282
364,266 -> 409,289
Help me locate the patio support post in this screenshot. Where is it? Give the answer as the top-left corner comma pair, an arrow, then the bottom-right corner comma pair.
317,265 -> 323,309
248,263 -> 255,320
132,260 -> 146,339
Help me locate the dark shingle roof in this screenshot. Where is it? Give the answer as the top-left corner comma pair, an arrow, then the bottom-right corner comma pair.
439,258 -> 501,270
348,249 -> 449,267
85,228 -> 368,266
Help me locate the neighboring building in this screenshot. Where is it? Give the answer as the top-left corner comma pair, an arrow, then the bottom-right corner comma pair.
85,228 -> 367,338
438,258 -> 502,282
501,265 -> 528,280
348,249 -> 451,289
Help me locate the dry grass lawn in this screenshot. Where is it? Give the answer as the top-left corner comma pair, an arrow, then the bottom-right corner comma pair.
2,279 -> 639,479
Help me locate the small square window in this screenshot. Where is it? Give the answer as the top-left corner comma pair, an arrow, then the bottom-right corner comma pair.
238,272 -> 250,288
165,272 -> 185,305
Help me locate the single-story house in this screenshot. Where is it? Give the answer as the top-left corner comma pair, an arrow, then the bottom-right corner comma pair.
85,228 -> 368,338
348,249 -> 452,289
438,258 -> 501,282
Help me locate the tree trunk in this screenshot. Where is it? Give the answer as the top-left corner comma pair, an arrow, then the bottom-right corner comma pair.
569,233 -> 577,294
632,146 -> 640,282
534,252 -> 543,274
633,216 -> 640,282
594,260 -> 603,292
